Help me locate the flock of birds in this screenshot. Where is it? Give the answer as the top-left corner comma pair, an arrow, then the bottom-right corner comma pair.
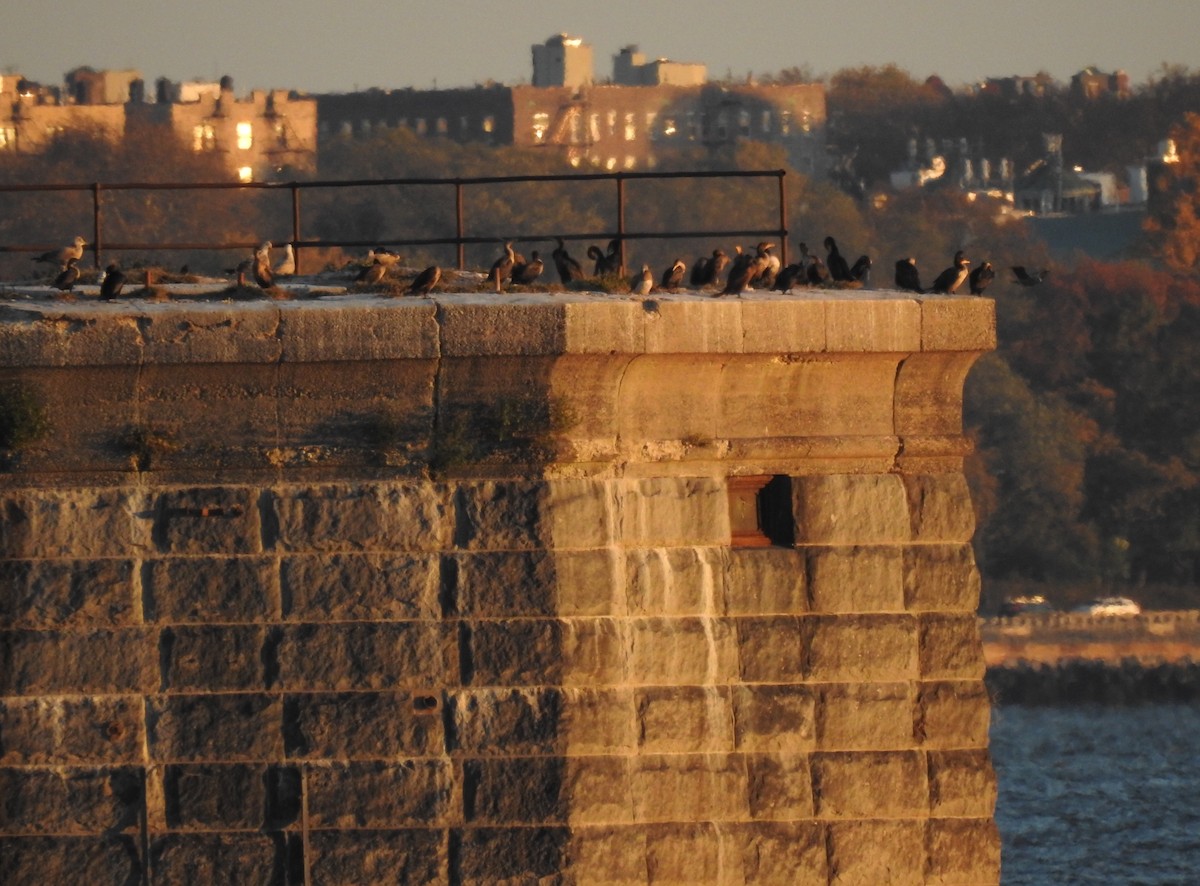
27,233 -> 1050,300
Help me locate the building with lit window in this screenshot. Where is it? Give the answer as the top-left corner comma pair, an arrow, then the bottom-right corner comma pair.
315,35 -> 827,176
130,77 -> 316,181
0,69 -> 316,182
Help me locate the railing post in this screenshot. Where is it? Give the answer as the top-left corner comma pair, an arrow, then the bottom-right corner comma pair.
91,182 -> 102,269
616,173 -> 626,277
290,182 -> 302,275
456,181 -> 465,270
777,170 -> 788,268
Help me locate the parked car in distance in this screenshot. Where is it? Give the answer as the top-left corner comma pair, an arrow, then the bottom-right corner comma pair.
1071,596 -> 1142,616
997,595 -> 1055,617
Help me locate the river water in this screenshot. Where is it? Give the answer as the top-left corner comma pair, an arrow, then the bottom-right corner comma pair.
990,704 -> 1200,885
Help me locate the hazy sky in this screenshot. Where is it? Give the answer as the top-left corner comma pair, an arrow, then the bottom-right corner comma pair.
3,0 -> 1197,94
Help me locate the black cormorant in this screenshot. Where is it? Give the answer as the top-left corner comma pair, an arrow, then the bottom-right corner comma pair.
930,251 -> 970,294
99,262 -> 125,300
52,258 -> 79,292
969,261 -> 995,295
824,236 -> 852,282
552,237 -> 584,284
1011,266 -> 1049,286
894,258 -> 924,293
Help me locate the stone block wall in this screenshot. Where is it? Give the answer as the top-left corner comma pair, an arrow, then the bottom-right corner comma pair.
0,292 -> 999,883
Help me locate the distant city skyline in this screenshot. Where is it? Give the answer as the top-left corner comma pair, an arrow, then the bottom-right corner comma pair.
3,0 -> 1198,95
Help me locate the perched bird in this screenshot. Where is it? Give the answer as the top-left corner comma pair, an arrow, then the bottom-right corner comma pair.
849,255 -> 872,285
34,235 -> 86,267
894,258 -> 925,293
356,260 -> 388,285
824,236 -> 853,282
806,256 -> 830,286
235,259 -> 253,287
408,265 -> 441,295
721,247 -> 756,296
52,258 -> 80,292
587,239 -> 620,276
969,261 -> 995,295
631,264 -> 654,296
512,250 -> 544,286
750,242 -> 780,289
366,247 -> 402,267
661,258 -> 687,290
99,262 -> 125,300
772,262 -> 807,293
253,241 -> 274,289
552,237 -> 585,284
930,251 -> 971,295
1011,266 -> 1049,286
488,241 -> 516,292
690,248 -> 729,287
273,244 -> 295,276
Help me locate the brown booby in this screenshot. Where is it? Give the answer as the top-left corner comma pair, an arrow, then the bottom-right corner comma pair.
273,244 -> 295,276
408,265 -> 441,295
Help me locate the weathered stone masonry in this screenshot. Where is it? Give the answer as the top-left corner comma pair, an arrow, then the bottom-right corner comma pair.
0,291 -> 999,884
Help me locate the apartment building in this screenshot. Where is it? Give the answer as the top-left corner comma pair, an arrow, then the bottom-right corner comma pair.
316,34 -> 827,175
0,68 -> 317,181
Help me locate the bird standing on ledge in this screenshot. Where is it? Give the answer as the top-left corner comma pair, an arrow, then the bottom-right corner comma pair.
34,235 -> 86,268
488,241 -> 516,292
408,265 -> 441,295
969,261 -> 995,295
631,264 -> 654,296
894,258 -> 924,293
99,262 -> 126,300
552,237 -> 584,284
930,251 -> 970,294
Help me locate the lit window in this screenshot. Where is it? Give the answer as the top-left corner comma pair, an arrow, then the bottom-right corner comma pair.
436,117 -> 448,134
0,127 -> 14,150
532,112 -> 549,142
780,110 -> 791,135
482,115 -> 494,133
663,117 -> 677,137
236,121 -> 253,150
624,155 -> 636,169
237,166 -> 253,182
605,157 -> 616,170
624,113 -> 636,141
192,123 -> 216,151
589,113 -> 600,141
606,110 -> 616,135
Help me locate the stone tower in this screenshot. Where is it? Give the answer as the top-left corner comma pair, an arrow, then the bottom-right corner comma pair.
0,291 -> 1000,883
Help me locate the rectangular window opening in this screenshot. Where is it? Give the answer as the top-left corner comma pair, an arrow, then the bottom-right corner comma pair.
728,475 -> 794,547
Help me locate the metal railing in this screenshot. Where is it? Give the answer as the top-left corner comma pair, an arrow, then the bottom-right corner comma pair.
0,169 -> 789,276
